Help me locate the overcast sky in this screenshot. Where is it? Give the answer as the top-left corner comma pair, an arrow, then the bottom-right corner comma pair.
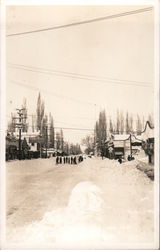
6,5 -> 154,143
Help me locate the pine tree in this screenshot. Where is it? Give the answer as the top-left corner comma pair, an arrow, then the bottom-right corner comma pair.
37,93 -> 41,131
95,121 -> 99,142
56,132 -> 61,151
95,110 -> 107,154
49,113 -> 55,148
36,92 -> 45,133
41,114 -> 48,147
21,98 -> 28,132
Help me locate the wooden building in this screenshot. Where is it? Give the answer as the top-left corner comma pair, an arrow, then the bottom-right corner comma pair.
111,134 -> 131,160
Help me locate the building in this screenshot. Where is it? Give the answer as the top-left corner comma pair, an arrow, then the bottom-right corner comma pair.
141,121 -> 154,164
111,134 -> 131,160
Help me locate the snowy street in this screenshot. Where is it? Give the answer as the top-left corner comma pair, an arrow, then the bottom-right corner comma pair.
6,157 -> 154,247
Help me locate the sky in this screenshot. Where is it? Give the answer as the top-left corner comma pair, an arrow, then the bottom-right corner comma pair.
6,5 -> 154,143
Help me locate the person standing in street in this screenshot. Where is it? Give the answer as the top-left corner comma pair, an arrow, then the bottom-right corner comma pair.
56,156 -> 59,164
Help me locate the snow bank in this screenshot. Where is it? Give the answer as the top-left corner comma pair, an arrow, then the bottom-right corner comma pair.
136,161 -> 154,180
7,158 -> 154,247
10,181 -> 115,246
68,181 -> 104,213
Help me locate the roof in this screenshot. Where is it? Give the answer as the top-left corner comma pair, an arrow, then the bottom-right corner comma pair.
142,123 -> 154,141
112,134 -> 130,141
14,131 -> 40,139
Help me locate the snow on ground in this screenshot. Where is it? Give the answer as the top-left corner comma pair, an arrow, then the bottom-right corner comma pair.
6,157 -> 154,247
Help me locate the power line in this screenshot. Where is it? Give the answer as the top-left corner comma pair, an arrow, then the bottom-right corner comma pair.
9,80 -> 95,106
10,123 -> 148,134
8,62 -> 152,86
6,113 -> 151,120
6,7 -> 153,37
12,124 -> 94,132
8,65 -> 152,88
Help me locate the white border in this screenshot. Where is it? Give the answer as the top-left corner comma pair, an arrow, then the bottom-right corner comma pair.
154,0 -> 159,249
0,0 -> 159,249
2,0 -> 158,6
0,0 -> 6,249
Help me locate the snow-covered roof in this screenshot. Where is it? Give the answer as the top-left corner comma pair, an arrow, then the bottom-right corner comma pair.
142,124 -> 154,141
132,135 -> 142,142
112,134 -> 130,141
142,126 -> 154,141
14,131 -> 40,139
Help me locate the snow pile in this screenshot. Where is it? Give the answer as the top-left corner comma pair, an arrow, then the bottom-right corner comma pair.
12,181 -> 115,246
136,161 -> 154,180
68,181 -> 104,212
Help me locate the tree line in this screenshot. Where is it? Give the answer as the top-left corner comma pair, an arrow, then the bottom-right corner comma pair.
82,109 -> 154,155
7,92 -> 82,155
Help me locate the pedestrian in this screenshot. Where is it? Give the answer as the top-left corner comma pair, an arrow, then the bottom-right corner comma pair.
101,153 -> 104,160
74,156 -> 77,165
65,157 -> 68,164
56,156 -> 59,164
80,155 -> 83,163
60,156 -> 62,164
118,158 -> 122,164
71,156 -> 73,164
63,157 -> 66,164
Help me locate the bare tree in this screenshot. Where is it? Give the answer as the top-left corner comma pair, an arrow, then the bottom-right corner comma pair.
126,111 -> 130,134
31,114 -> 36,132
49,113 -> 55,148
82,134 -> 94,154
136,114 -> 142,135
116,110 -> 120,134
7,112 -> 15,133
148,113 -> 154,127
129,114 -> 133,133
60,129 -> 64,151
120,111 -> 124,134
109,118 -> 114,134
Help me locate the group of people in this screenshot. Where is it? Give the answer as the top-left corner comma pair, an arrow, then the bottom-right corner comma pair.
56,155 -> 84,165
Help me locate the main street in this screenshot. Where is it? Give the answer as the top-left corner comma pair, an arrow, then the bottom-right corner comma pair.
6,156 -> 154,246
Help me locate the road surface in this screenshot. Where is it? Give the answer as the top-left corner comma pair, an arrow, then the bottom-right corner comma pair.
6,157 -> 154,247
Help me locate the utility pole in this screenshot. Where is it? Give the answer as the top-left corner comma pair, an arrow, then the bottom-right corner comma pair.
14,108 -> 26,160
129,134 -> 132,157
45,125 -> 48,158
94,103 -> 97,156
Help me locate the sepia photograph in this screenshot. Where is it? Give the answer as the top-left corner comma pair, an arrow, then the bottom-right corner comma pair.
0,0 -> 159,249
